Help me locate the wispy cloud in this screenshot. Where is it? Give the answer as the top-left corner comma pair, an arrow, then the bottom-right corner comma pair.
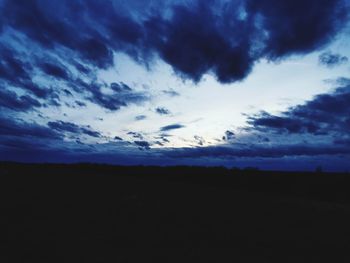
160,124 -> 185,132
155,107 -> 171,115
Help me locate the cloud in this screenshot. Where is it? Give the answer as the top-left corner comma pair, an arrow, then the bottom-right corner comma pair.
81,81 -> 149,111
0,137 -> 49,151
162,89 -> 180,97
223,130 -> 235,141
164,143 -> 350,159
147,2 -> 255,83
63,89 -> 72,96
162,137 -> 170,143
110,82 -> 132,92
4,63 -> 143,114
1,0 -> 114,69
75,101 -> 86,107
248,112 -> 321,134
73,61 -> 91,75
155,134 -> 171,143
21,82 -> 52,99
160,124 -> 185,132
79,38 -> 114,69
194,135 -> 205,146
39,61 -> 70,79
247,84 -> 350,137
134,140 -> 151,150
155,107 -> 171,115
0,46 -> 54,99
135,115 -> 147,121
0,117 -> 151,163
0,46 -> 31,82
319,51 -> 348,67
0,88 -> 41,111
334,138 -> 350,146
246,0 -> 347,58
0,117 -> 61,139
142,0 -> 347,83
47,120 -> 102,138
1,0 -> 347,85
127,131 -> 144,140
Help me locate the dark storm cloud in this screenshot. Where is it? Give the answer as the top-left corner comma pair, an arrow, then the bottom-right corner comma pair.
318,52 -> 348,67
1,0 -> 114,69
39,62 -> 70,79
245,0 -> 347,58
79,38 -> 114,69
0,46 -> 57,101
0,89 -> 41,111
0,46 -> 31,81
155,107 -> 171,115
146,2 -> 254,83
139,0 -> 346,82
1,0 -> 348,84
248,85 -> 350,136
160,124 -> 185,132
48,121 -> 102,138
248,112 -> 321,134
0,117 -> 61,139
19,82 -> 53,99
73,61 -> 91,75
0,44 -> 55,96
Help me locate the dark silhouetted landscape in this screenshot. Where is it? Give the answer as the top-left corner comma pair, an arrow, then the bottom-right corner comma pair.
2,162 -> 350,262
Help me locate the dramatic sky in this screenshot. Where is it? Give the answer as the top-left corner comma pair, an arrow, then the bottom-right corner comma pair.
1,0 -> 350,171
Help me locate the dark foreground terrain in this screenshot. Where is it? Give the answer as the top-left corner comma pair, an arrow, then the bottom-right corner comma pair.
1,163 -> 350,262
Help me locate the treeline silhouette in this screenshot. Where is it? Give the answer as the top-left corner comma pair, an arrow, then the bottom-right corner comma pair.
1,162 -> 350,262
1,162 -> 350,203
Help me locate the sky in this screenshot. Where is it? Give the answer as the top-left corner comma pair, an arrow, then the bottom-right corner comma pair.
1,0 -> 350,171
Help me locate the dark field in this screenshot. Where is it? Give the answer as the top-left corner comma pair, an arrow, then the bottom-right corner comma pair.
1,163 -> 350,262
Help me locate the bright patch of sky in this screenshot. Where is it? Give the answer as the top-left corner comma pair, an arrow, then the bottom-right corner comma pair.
38,34 -> 349,148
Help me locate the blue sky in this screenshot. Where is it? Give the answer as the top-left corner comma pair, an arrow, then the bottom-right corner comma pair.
1,0 -> 350,171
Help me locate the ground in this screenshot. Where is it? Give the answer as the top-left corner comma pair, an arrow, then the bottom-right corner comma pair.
1,163 -> 350,262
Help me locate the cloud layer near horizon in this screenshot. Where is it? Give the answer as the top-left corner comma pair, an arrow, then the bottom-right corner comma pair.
1,81 -> 350,168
